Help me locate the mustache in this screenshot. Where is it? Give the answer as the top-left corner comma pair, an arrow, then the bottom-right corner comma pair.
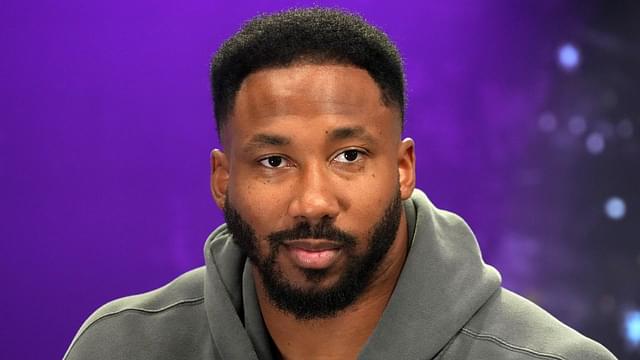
267,220 -> 357,247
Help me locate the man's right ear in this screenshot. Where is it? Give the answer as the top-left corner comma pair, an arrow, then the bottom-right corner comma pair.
210,149 -> 229,209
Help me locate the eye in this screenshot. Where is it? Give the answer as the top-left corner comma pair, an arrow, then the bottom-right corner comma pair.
333,149 -> 364,163
258,155 -> 290,169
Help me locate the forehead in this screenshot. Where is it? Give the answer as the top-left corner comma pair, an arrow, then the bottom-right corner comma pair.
223,64 -> 400,146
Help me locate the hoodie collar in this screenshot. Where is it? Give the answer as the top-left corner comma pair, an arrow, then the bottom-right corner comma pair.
203,226 -> 260,359
203,189 -> 501,359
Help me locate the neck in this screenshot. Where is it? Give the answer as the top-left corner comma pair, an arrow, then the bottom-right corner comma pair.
255,215 -> 409,360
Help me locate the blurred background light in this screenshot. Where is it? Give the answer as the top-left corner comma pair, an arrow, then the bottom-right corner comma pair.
585,132 -> 605,154
617,119 -> 634,139
605,197 -> 626,220
558,43 -> 581,71
568,115 -> 587,136
625,311 -> 640,347
538,112 -> 557,132
595,121 -> 615,140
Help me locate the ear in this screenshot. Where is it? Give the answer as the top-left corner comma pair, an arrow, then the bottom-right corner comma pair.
210,149 -> 229,209
398,138 -> 416,200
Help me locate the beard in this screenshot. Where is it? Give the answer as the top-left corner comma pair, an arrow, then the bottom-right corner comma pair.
223,189 -> 402,320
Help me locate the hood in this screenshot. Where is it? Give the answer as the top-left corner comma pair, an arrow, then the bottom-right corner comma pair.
202,189 -> 501,359
358,189 -> 501,359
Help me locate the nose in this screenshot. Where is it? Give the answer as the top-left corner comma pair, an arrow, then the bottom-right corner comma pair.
287,161 -> 340,224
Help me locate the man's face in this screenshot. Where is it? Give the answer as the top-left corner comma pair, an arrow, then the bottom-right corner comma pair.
211,64 -> 415,319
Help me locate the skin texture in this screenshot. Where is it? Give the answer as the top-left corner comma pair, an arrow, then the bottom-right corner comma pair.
210,64 -> 416,360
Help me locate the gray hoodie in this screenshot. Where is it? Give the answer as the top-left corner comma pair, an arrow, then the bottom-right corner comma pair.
64,189 -> 617,359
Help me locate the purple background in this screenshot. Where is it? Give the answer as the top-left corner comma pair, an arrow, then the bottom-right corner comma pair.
2,0 -> 638,358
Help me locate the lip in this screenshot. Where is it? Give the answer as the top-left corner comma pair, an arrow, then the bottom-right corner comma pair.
282,239 -> 343,269
282,239 -> 342,251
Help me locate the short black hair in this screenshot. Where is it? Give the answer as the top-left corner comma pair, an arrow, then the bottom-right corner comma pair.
210,7 -> 406,137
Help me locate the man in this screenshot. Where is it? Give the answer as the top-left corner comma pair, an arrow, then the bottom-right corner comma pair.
65,8 -> 616,360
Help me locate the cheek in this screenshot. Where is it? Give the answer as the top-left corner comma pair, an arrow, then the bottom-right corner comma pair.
227,178 -> 290,236
342,178 -> 396,240
349,193 -> 387,224
357,161 -> 398,202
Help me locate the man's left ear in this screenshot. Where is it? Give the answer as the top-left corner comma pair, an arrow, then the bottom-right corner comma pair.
398,138 -> 416,200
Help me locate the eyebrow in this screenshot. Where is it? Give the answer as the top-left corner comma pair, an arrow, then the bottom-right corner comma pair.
243,126 -> 376,153
328,126 -> 376,143
243,133 -> 291,153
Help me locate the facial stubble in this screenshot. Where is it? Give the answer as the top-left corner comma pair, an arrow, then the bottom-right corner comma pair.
223,190 -> 402,320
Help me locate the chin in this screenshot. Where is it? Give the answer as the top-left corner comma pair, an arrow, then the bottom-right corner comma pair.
277,262 -> 342,288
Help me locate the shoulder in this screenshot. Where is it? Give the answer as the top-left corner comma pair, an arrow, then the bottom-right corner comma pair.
64,267 -> 210,360
450,288 -> 617,360
82,266 -> 206,321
